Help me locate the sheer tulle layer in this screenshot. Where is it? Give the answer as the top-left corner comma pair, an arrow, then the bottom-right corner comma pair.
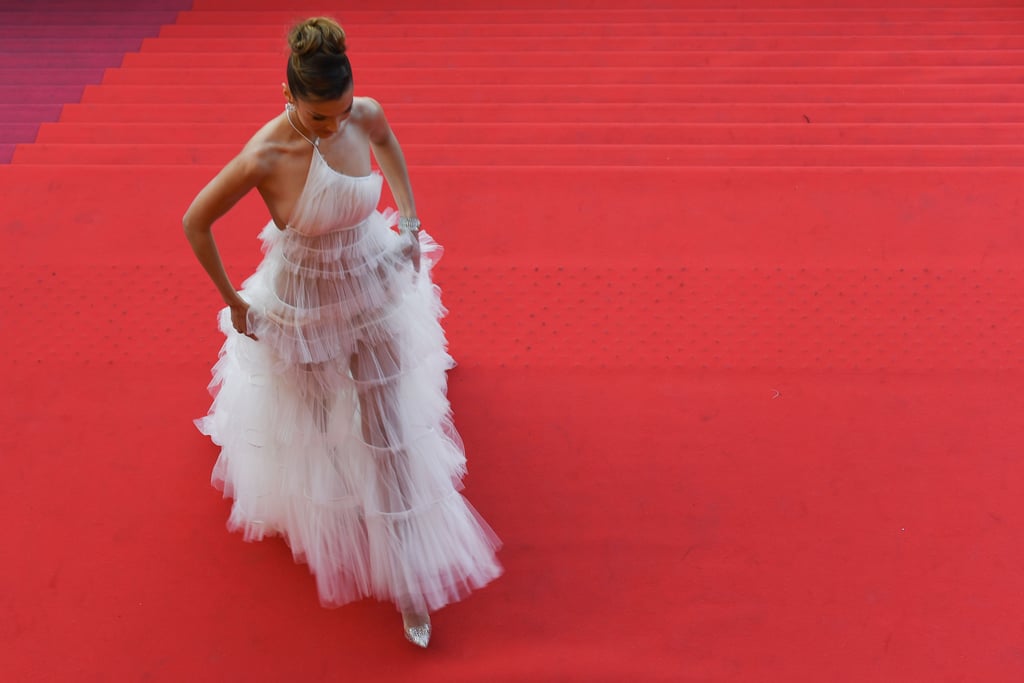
196,190 -> 502,611
245,212 -> 436,367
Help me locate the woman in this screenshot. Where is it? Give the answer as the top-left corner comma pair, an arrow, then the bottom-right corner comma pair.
183,17 -> 502,648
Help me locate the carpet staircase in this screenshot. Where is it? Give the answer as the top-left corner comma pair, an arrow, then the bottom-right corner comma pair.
8,0 -> 1021,372
2,1 -> 1023,681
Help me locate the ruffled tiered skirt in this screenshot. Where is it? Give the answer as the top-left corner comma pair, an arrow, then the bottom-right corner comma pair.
195,210 -> 502,612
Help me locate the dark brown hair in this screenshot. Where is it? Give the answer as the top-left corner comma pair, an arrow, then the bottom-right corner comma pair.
286,17 -> 353,101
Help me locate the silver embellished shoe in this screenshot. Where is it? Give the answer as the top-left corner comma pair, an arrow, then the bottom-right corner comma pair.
404,623 -> 431,648
402,614 -> 432,648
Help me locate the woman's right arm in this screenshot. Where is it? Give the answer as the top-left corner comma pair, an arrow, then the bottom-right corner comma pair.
183,149 -> 270,335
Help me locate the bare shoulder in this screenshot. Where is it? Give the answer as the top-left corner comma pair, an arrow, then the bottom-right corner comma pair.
187,115 -> 293,217
353,96 -> 385,122
236,115 -> 293,179
351,96 -> 391,143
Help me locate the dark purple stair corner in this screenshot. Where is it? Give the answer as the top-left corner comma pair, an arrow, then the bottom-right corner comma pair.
0,0 -> 194,163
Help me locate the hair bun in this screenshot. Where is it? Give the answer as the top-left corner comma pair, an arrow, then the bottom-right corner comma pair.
289,17 -> 346,58
286,16 -> 353,101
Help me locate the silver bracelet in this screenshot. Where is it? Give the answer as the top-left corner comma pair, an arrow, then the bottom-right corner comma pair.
399,216 -> 421,234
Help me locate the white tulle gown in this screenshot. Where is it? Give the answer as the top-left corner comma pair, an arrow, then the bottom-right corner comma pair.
195,128 -> 502,614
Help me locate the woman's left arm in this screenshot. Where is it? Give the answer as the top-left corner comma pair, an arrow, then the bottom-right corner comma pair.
365,97 -> 417,220
364,97 -> 420,271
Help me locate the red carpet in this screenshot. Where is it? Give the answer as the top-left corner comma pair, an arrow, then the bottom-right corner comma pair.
2,1 -> 1024,681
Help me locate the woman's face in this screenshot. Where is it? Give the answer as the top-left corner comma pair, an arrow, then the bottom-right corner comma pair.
291,87 -> 354,140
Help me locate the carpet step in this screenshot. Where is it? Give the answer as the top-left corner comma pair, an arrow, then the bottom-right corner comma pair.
1,38 -> 144,52
0,26 -> 164,39
0,53 -> 130,69
120,49 -> 1024,69
173,8 -> 1024,24
0,124 -> 39,144
101,65 -> 1024,86
13,86 -> 87,106
136,35 -> 1024,52
75,84 -> 1024,105
4,165 -> 1020,268
5,0 -> 187,9
0,69 -> 107,86
0,104 -> 64,122
13,143 -> 1024,167
188,0 -> 1024,12
56,102 -> 1024,125
157,20 -> 1024,39
34,122 -> 1024,146
0,11 -> 180,24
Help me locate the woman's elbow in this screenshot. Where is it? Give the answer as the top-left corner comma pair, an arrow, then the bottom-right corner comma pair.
182,212 -> 195,238
182,210 -> 207,241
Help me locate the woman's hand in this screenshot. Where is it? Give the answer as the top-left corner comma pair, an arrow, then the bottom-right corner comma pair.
229,298 -> 258,340
403,229 -> 421,273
